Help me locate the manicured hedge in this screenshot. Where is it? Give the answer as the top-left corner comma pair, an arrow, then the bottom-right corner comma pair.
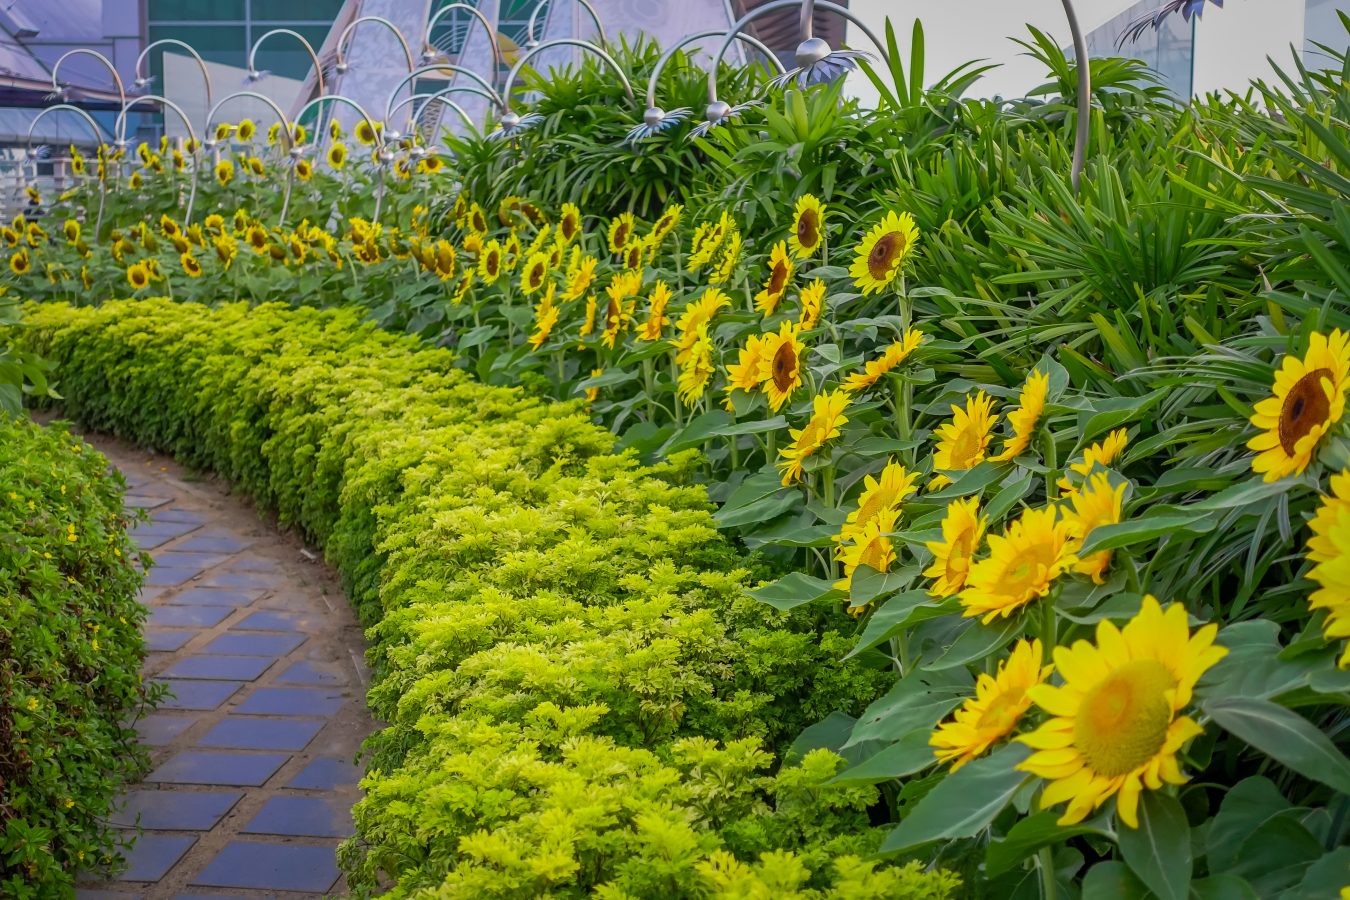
15,299 -> 959,898
0,414 -> 151,895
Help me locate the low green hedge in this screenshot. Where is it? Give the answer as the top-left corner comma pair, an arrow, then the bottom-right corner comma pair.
15,299 -> 959,898
0,414 -> 151,894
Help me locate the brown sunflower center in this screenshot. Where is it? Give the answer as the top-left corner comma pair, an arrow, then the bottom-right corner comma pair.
614,223 -> 630,247
768,261 -> 789,295
605,297 -> 620,326
562,216 -> 577,240
867,232 -> 906,280
1074,659 -> 1174,777
1279,368 -> 1333,455
486,252 -> 500,274
797,211 -> 819,249
772,341 -> 799,391
529,264 -> 544,287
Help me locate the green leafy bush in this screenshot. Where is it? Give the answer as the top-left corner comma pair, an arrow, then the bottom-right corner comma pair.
0,415 -> 151,894
13,298 -> 958,898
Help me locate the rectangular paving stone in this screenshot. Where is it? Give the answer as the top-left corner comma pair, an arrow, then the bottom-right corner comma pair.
275,660 -> 345,686
243,796 -> 353,838
175,533 -> 252,554
131,521 -> 200,540
148,606 -> 234,629
76,892 -> 142,899
152,508 -> 209,525
231,610 -> 302,632
123,494 -> 174,510
145,628 -> 194,652
145,566 -> 205,587
116,833 -> 196,881
235,687 -> 345,717
169,587 -> 263,607
112,790 -> 242,830
191,841 -> 339,893
154,551 -> 229,571
199,717 -> 323,752
288,756 -> 362,790
201,632 -> 305,657
135,713 -> 195,747
201,570 -> 283,590
148,751 -> 289,786
154,679 -> 242,711
161,655 -> 273,681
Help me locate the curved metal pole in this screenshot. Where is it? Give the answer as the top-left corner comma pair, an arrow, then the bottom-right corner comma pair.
247,29 -> 326,95
646,29 -> 786,110
502,38 -> 634,109
389,92 -> 477,131
708,0 -> 886,102
205,90 -> 293,150
24,105 -> 107,234
116,94 -> 202,221
335,15 -> 416,72
1061,0 -> 1091,192
423,3 -> 502,80
524,0 -> 608,48
51,49 -> 127,108
384,63 -> 503,122
134,38 -> 213,112
293,95 -> 388,222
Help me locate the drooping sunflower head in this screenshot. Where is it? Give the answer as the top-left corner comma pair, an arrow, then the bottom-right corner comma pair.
159,214 -> 180,238
992,369 -> 1051,462
180,251 -> 202,277
789,194 -> 826,259
842,329 -> 924,394
932,639 -> 1050,771
214,122 -> 234,142
1061,471 -> 1127,584
754,240 -> 795,317
130,171 -> 144,189
623,237 -> 646,271
834,506 -> 900,593
798,278 -> 826,330
725,333 -> 772,396
63,219 -> 80,243
924,496 -> 988,598
469,203 -> 488,235
649,203 -> 683,245
1018,596 -> 1226,828
759,320 -> 807,413
709,230 -> 743,285
607,211 -> 636,255
503,231 -> 522,270
931,391 -> 999,487
850,210 -> 920,295
214,233 -> 238,267
1248,329 -> 1350,482
677,324 -> 716,404
434,240 -> 457,280
843,459 -> 920,541
959,506 -> 1076,623
776,389 -> 852,486
247,225 -> 269,252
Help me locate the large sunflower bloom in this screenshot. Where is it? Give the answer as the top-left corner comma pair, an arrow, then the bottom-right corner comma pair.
789,194 -> 825,259
931,391 -> 998,488
478,239 -> 504,283
1062,472 -> 1126,584
959,506 -> 1076,623
924,497 -> 987,598
841,460 -> 919,543
842,330 -> 923,393
850,211 -> 919,295
1248,329 -> 1350,481
126,261 -> 151,290
520,251 -> 550,295
754,241 -> 794,316
638,281 -> 672,342
758,320 -> 806,413
777,389 -> 851,486
1307,472 -> 1350,667
1018,596 -> 1227,828
607,211 -> 635,254
991,370 -> 1050,462
932,639 -> 1050,771
834,506 -> 899,592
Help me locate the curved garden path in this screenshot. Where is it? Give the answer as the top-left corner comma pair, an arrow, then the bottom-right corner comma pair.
74,433 -> 375,900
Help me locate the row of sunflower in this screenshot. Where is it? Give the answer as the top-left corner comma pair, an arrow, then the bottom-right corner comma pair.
9,124 -> 1350,897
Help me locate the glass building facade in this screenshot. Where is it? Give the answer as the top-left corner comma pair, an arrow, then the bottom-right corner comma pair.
1082,0 -> 1195,98
145,0 -> 345,83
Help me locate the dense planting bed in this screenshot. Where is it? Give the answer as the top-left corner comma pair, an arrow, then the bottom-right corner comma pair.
0,414 -> 151,894
15,298 -> 959,897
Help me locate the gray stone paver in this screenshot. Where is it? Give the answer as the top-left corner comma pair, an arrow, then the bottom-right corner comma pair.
76,441 -> 375,900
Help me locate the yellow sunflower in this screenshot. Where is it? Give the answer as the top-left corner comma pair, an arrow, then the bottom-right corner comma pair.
214,233 -> 238,269
468,203 -> 488,235
246,225 -> 268,253
126,261 -> 150,290
1019,596 -> 1227,828
296,159 -> 313,181
559,203 -> 582,244
638,281 -> 672,342
709,230 -> 742,285
9,249 -> 31,275
130,172 -> 144,189
758,320 -> 806,413
932,639 -> 1050,771
601,290 -> 635,350
355,119 -> 380,145
453,270 -> 474,304
503,231 -> 522,271
214,159 -> 234,186
725,333 -> 771,397
687,216 -> 728,270
521,251 -> 550,295
754,241 -> 794,316
678,324 -> 716,404
991,369 -> 1050,462
623,236 -> 647,271
579,294 -> 598,337
924,497 -> 987,598
1059,429 -> 1129,495
842,330 -> 924,393
1248,329 -> 1350,482
214,123 -> 234,142
1062,472 -> 1126,584
850,210 -> 919,295
63,219 -> 80,243
1307,472 -> 1350,667
777,389 -> 851,486
564,255 -> 598,302
834,506 -> 900,592
649,203 -> 683,245
608,211 -> 636,254
328,142 -> 348,169
931,391 -> 998,488
434,240 -> 457,280
840,460 -> 919,543
329,119 -> 343,140
671,288 -> 731,365
959,506 -> 1076,623
528,284 -> 559,351
586,368 -> 603,404
237,118 -> 256,141
180,251 -> 202,278
789,194 -> 826,259
478,239 -> 503,283
798,279 -> 825,330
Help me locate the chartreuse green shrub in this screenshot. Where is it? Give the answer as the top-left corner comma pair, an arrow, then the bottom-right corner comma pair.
0,414 -> 152,895
14,298 -> 959,898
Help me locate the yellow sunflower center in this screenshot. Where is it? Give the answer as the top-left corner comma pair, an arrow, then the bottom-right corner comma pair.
1280,368 -> 1332,454
1074,659 -> 1174,777
976,686 -> 1027,734
768,261 -> 789,295
1002,544 -> 1060,599
867,232 -> 906,280
797,210 -> 819,249
772,341 -> 798,391
949,425 -> 984,468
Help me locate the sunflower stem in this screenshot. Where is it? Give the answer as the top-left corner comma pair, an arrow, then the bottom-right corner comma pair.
642,356 -> 656,422
1042,426 -> 1060,501
1040,597 -> 1057,661
1037,846 -> 1059,900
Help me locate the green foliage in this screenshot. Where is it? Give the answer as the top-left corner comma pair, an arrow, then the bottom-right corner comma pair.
10,298 -> 956,898
0,415 -> 153,894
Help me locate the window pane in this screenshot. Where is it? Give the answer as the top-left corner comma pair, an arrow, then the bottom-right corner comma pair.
252,0 -> 345,22
253,25 -> 334,79
148,0 -> 245,20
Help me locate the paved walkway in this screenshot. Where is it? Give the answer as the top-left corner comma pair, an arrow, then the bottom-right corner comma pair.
75,435 -> 375,900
